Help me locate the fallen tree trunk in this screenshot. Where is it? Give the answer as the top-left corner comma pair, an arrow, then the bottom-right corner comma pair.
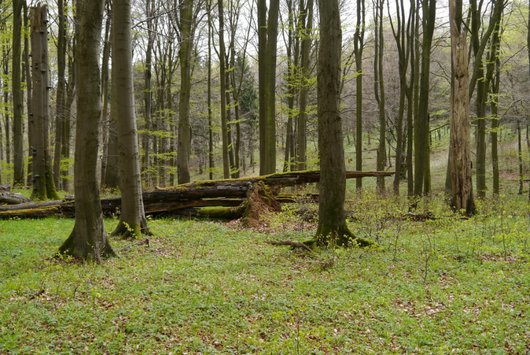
0,170 -> 393,219
0,191 -> 31,205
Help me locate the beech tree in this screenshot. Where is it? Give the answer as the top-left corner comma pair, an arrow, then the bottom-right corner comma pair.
315,0 -> 370,247
177,0 -> 193,183
30,5 -> 59,200
110,0 -> 149,238
258,0 -> 279,175
413,0 -> 435,196
12,0 -> 24,186
353,0 -> 365,190
59,0 -> 115,260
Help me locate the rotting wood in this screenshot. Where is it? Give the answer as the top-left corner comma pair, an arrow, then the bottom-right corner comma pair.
0,170 -> 393,220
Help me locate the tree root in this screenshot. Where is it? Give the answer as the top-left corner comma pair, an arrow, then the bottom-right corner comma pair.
266,240 -> 314,252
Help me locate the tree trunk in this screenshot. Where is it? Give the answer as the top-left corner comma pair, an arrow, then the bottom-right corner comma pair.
53,0 -> 67,190
177,0 -> 193,184
489,22 -> 501,196
218,0 -> 230,179
315,0 -> 370,248
59,0 -> 115,261
258,0 -> 279,175
517,121 -> 524,195
30,5 -> 59,201
110,0 -> 148,238
374,0 -> 386,194
3,49 -> 11,166
413,0 -> 435,196
142,0 -> 154,187
354,0 -> 364,191
12,0 -> 25,186
295,0 -> 314,172
448,0 -> 475,216
24,1 -> 32,187
207,5 -> 214,180
101,1 -> 117,189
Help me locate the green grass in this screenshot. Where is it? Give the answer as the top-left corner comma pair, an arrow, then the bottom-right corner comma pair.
1,192 -> 529,353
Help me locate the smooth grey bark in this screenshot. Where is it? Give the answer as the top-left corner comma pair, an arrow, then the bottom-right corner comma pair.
59,0 -> 115,261
110,0 -> 149,238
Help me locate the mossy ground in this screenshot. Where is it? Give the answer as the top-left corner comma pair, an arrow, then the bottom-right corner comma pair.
1,191 -> 528,353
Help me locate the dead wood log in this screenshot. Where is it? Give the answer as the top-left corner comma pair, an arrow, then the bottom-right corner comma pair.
0,170 -> 392,220
0,191 -> 31,205
178,170 -> 394,189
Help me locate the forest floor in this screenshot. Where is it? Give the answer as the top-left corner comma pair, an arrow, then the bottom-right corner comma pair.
1,191 -> 528,353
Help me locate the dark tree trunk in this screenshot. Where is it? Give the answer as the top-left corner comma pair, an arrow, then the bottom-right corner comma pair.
53,0 -> 67,190
258,0 -> 279,175
30,5 -> 59,201
12,0 -> 25,186
315,0 -> 371,248
354,0 -> 365,191
177,0 -> 193,184
414,0 -> 435,196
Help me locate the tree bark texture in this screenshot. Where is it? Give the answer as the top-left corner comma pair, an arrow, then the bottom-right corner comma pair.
177,0 -> 193,184
110,0 -> 148,238
315,0 -> 353,246
59,0 -> 115,261
30,5 -> 59,200
53,0 -> 67,190
12,0 -> 24,186
258,0 -> 279,175
448,0 -> 475,216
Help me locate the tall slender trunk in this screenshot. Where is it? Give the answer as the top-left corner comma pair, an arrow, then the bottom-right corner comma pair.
218,0 -> 230,178
143,0 -> 154,187
207,5 -> 214,180
354,0 -> 364,191
177,0 -> 193,184
24,1 -> 32,186
30,5 -> 59,200
295,0 -> 314,171
53,0 -> 67,190
101,2 -> 118,188
414,0 -> 435,196
3,48 -> 11,166
12,0 -> 24,185
374,0 -> 386,194
111,0 -> 148,238
258,0 -> 279,175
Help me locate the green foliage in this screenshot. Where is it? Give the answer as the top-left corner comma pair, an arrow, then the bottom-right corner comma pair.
0,191 -> 529,352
